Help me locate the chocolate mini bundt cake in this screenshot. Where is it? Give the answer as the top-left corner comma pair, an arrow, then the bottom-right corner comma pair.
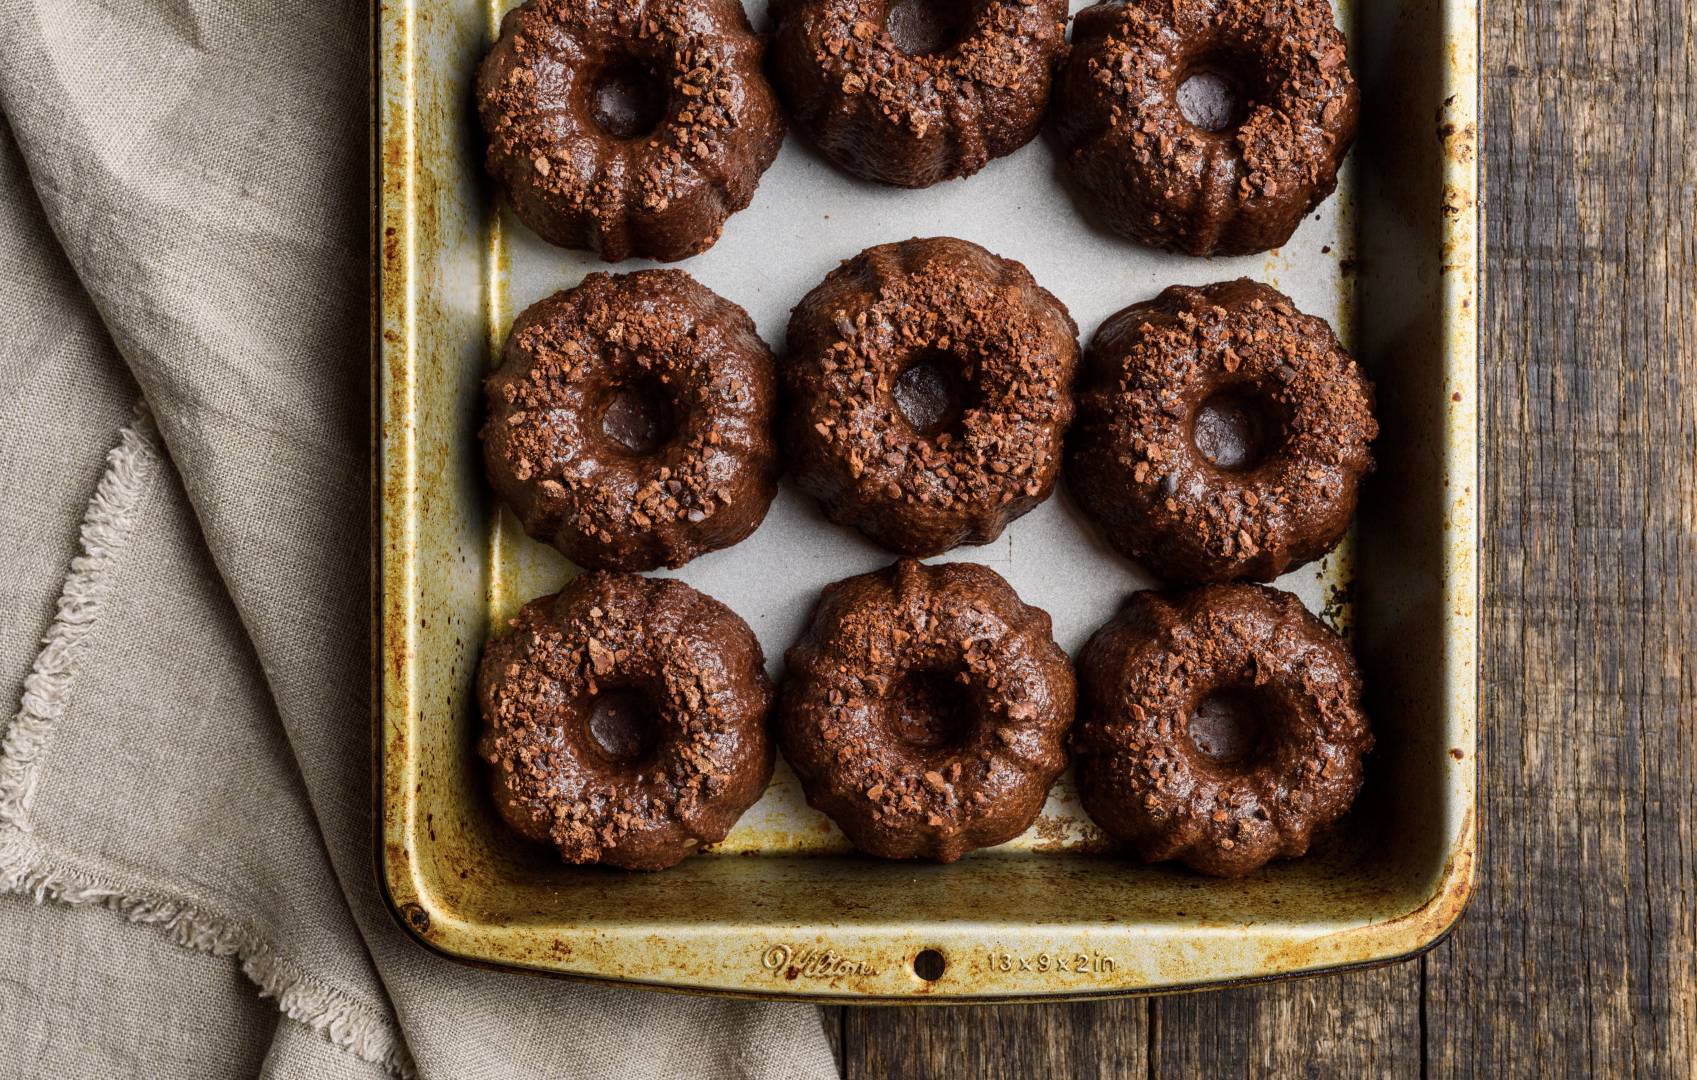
1053,0 -> 1359,256
784,237 -> 1078,556
1072,584 -> 1372,877
484,270 -> 779,572
778,559 -> 1075,862
477,0 -> 785,262
1066,279 -> 1375,583
480,572 -> 775,871
769,0 -> 1069,187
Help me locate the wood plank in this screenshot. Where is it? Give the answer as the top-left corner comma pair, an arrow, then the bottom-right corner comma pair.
1423,0 -> 1697,1075
1148,968 -> 1422,1077
842,1001 -> 1149,1079
821,1006 -> 845,1076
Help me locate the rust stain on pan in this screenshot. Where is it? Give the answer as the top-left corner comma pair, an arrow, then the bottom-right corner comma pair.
376,0 -> 1480,999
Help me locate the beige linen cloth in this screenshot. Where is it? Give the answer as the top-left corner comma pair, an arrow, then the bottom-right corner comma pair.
0,2 -> 838,1076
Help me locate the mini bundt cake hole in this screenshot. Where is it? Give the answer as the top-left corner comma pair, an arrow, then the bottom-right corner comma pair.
1191,386 -> 1285,472
587,686 -> 664,765
884,0 -> 976,57
1174,53 -> 1257,132
586,58 -> 669,141
891,348 -> 981,439
597,376 -> 678,456
887,667 -> 975,751
1186,686 -> 1276,776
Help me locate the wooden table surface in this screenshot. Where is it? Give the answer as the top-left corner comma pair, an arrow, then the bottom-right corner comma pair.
828,2 -> 1697,1074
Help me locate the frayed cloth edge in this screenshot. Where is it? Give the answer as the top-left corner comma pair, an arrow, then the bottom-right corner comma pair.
0,407 -> 417,1079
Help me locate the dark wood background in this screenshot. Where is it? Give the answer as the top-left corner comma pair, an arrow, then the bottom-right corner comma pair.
828,1 -> 1697,1074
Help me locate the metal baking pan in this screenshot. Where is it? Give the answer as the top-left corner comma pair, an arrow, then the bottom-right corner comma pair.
377,0 -> 1478,998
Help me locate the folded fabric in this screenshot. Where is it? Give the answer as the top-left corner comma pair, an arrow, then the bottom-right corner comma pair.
0,2 -> 836,1076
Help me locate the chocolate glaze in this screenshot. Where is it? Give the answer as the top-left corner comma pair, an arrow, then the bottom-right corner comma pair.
1053,0 -> 1359,256
479,572 -> 775,871
769,0 -> 1069,187
1072,584 -> 1372,877
476,0 -> 785,262
784,237 -> 1079,556
779,559 -> 1076,862
1065,279 -> 1375,583
484,270 -> 779,572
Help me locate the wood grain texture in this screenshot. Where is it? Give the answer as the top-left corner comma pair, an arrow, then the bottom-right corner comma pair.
842,1 -> 1697,1075
1148,968 -> 1422,1076
1424,0 -> 1697,1075
843,1001 -> 1149,1079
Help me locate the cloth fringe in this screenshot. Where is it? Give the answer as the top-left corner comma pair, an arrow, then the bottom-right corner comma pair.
0,408 -> 417,1079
